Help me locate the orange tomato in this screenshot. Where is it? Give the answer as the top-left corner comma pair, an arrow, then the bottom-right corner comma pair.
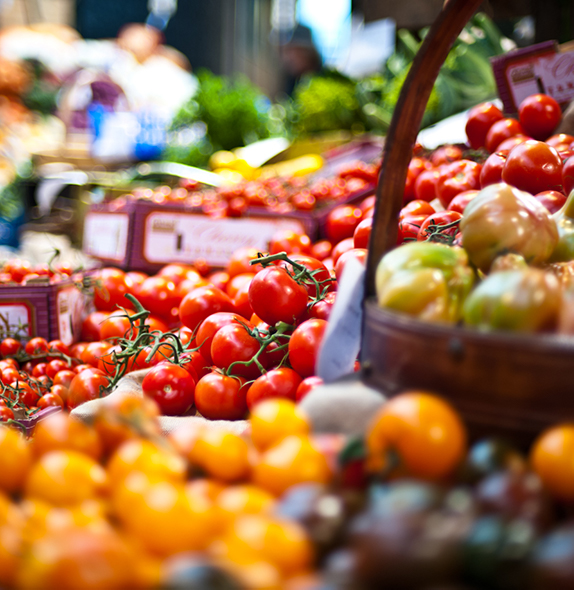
0,426 -> 32,494
531,423 -> 574,500
366,391 -> 467,480
252,435 -> 331,496
189,429 -> 251,483
31,413 -> 103,461
250,399 -> 310,452
25,450 -> 108,506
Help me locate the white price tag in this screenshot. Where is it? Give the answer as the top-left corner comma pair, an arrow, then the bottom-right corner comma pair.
143,212 -> 306,267
316,257 -> 365,383
83,212 -> 130,261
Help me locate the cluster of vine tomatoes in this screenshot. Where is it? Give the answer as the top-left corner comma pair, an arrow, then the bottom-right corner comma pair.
398,93 -> 572,245
0,259 -> 77,285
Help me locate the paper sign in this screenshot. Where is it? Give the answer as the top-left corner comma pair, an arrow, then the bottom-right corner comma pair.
316,257 -> 365,383
83,212 -> 130,261
143,212 -> 306,267
0,303 -> 32,337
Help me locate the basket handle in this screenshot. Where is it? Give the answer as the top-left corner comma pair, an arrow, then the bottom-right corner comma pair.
364,0 -> 483,297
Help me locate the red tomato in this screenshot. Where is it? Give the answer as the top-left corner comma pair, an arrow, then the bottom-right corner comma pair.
45,359 -> 70,379
279,254 -> 334,299
518,93 -> 562,140
246,367 -> 302,410
311,240 -> 333,261
435,160 -> 482,208
399,200 -> 436,221
81,311 -> 111,342
331,238 -> 355,265
335,248 -> 367,280
93,268 -> 132,312
403,157 -> 432,202
80,341 -> 113,368
0,405 -> 14,421
480,150 -> 508,187
207,271 -> 230,292
226,247 -> 264,278
535,190 -> 567,214
547,134 -> 574,150
447,190 -> 479,214
307,292 -> 336,321
485,118 -> 525,153
25,337 -> 49,356
0,367 -> 19,386
495,134 -> 532,152
413,169 -> 441,202
137,276 -> 180,322
465,102 -> 504,149
417,211 -> 462,241
563,155 -> 574,195
398,215 -> 428,243
226,273 -> 255,299
67,369 -> 109,409
430,145 -> 463,166
288,318 -> 328,379
233,282 -> 254,319
359,195 -> 376,216
37,392 -> 64,409
249,267 -> 308,326
325,205 -> 363,243
353,218 -> 372,249
125,271 -> 148,297
53,369 -> 76,389
195,312 -> 248,364
179,286 -> 236,331
4,259 -> 31,282
194,371 -> 248,420
157,263 -> 196,285
296,376 -> 324,402
47,340 -> 70,359
0,338 -> 21,356
211,323 -> 267,379
180,350 -> 210,380
99,313 -> 133,341
502,140 -> 563,194
141,362 -> 195,416
268,230 -> 312,255
11,380 -> 40,407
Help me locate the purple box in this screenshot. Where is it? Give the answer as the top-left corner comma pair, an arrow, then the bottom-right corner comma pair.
0,277 -> 90,344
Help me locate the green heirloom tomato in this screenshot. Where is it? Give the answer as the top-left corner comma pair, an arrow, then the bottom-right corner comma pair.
463,268 -> 561,332
375,241 -> 475,323
460,183 -> 558,273
549,190 -> 574,262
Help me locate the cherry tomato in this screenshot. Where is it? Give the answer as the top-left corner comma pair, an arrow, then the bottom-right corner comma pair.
307,291 -> 336,321
25,337 -> 49,356
296,376 -> 324,402
37,392 -> 64,409
226,247 -> 264,278
47,340 -> 70,359
180,350 -> 210,380
495,134 -> 532,152
413,168 -> 441,202
480,150 -> 508,187
53,369 -> 76,389
45,359 -> 70,379
435,160 -> 482,208
249,267 -> 308,326
518,93 -> 562,140
246,367 -> 302,410
447,190 -> 479,214
268,230 -> 312,255
288,318 -> 327,379
547,133 -> 574,150
279,254 -> 334,299
502,140 -> 563,194
179,285 -> 236,331
0,405 -> 14,421
207,271 -> 230,292
157,263 -> 196,286
137,276 -> 180,322
81,311 -> 112,342
67,369 -> 109,409
194,371 -> 249,420
0,338 -> 21,356
403,157 -> 432,202
325,205 -> 363,243
430,145 -> 463,166
353,217 -> 372,249
99,313 -> 133,341
124,271 -> 148,297
10,380 -> 40,407
93,268 -> 132,312
417,211 -> 462,241
195,312 -> 248,364
399,200 -> 435,221
311,240 -> 333,261
535,190 -> 567,214
563,155 -> 574,195
141,362 -> 195,416
334,248 -> 367,280
4,259 -> 31,282
211,323 -> 267,379
80,341 -> 113,368
465,102 -> 504,149
485,118 -> 525,153
331,238 -> 355,265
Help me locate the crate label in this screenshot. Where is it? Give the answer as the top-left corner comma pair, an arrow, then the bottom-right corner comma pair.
143,212 -> 306,267
0,303 -> 32,337
83,212 -> 129,261
57,287 -> 84,345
